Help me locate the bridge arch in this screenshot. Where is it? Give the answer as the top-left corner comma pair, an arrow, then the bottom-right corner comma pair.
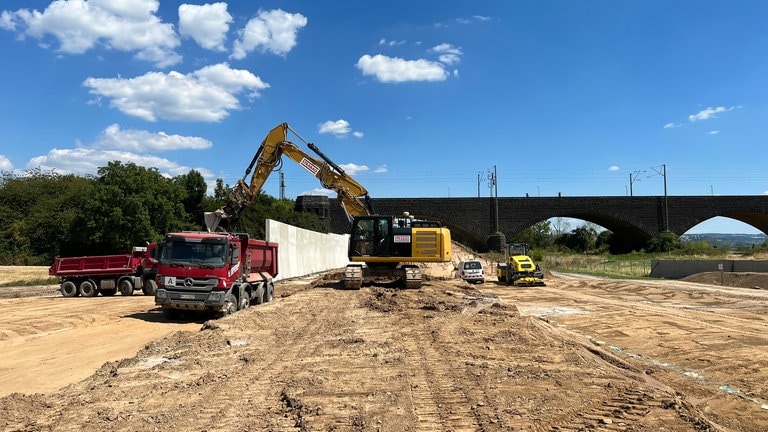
498,212 -> 652,253
674,210 -> 768,236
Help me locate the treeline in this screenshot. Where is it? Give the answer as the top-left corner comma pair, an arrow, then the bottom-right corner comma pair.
0,162 -> 325,265
510,220 -> 768,256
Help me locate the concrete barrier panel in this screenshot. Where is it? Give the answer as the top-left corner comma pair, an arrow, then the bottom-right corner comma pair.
650,259 -> 768,279
265,219 -> 350,281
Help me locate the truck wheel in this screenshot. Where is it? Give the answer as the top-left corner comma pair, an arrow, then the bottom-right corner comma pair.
264,282 -> 274,303
79,280 -> 97,297
118,279 -> 134,296
142,279 -> 157,296
238,292 -> 250,310
60,281 -> 78,297
253,285 -> 265,305
218,293 -> 238,318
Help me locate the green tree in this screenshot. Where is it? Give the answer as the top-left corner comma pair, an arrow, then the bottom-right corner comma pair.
556,225 -> 597,252
71,162 -> 187,254
647,231 -> 683,253
0,169 -> 95,263
234,193 -> 326,239
595,230 -> 614,253
175,170 -> 207,226
511,220 -> 552,250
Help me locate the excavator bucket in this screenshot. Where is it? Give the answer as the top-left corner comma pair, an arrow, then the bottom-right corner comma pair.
204,211 -> 223,233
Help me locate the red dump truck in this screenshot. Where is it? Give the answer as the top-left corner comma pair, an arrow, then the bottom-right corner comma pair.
154,231 -> 278,318
49,244 -> 158,297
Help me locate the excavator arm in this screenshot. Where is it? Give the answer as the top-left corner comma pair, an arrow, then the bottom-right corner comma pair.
205,122 -> 374,232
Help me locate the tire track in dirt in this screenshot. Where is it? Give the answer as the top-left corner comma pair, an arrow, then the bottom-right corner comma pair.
487,274 -> 768,430
399,317 -> 479,432
121,286 -> 328,431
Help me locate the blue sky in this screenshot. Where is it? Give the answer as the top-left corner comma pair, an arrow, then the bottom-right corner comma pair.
1,1 -> 766,235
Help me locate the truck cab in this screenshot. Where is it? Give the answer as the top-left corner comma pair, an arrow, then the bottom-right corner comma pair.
154,231 -> 278,318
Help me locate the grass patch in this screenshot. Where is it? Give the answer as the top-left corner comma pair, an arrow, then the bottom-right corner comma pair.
0,277 -> 60,288
0,266 -> 55,286
542,255 -> 651,278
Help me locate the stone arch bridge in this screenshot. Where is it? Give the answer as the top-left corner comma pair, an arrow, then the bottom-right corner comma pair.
317,195 -> 768,251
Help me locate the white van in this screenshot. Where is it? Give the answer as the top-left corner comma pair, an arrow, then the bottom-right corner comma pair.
456,260 -> 485,284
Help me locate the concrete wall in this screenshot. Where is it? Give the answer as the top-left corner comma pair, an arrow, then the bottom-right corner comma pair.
265,219 -> 350,281
650,259 -> 768,279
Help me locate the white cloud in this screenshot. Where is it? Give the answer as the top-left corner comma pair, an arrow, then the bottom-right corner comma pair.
318,120 -> 351,136
707,130 -> 720,135
299,187 -> 334,196
688,106 -> 734,122
318,119 -> 364,138
356,54 -> 448,83
663,122 -> 682,129
93,124 -> 213,151
1,0 -> 181,67
374,165 -> 388,173
25,122 -> 219,190
231,8 -> 307,60
379,38 -> 405,46
431,43 -> 462,65
0,155 -> 13,171
456,15 -> 491,25
178,2 -> 232,51
83,63 -> 269,122
339,163 -> 368,176
27,147 -> 215,180
608,166 -> 620,171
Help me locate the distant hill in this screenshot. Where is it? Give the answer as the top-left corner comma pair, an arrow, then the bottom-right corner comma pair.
681,233 -> 767,248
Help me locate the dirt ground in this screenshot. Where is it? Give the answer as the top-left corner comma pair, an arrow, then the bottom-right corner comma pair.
1,260 -> 768,431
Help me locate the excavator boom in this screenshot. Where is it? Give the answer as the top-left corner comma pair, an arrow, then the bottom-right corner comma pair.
205,123 -> 373,232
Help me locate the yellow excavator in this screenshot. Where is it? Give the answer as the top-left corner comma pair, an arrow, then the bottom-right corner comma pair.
204,122 -> 452,289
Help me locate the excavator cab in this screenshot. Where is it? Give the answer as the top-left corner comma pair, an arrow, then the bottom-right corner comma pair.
350,216 -> 393,257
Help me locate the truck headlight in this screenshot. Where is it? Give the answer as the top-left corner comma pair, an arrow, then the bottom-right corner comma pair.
207,292 -> 223,302
155,289 -> 168,300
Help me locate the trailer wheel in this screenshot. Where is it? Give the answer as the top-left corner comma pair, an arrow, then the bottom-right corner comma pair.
238,291 -> 250,310
142,279 -> 157,296
60,281 -> 78,297
217,293 -> 238,318
264,282 -> 274,303
253,285 -> 265,305
118,279 -> 134,296
79,280 -> 98,297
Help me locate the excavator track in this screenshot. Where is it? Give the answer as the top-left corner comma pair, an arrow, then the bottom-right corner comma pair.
342,264 -> 423,290
343,265 -> 363,290
402,265 -> 422,289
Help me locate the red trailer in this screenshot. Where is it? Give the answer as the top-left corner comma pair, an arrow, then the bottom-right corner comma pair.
49,244 -> 158,297
154,232 -> 278,318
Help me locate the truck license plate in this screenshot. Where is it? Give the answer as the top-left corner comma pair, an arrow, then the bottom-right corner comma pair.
180,294 -> 196,300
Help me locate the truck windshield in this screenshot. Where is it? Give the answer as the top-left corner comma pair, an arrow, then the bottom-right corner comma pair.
159,237 -> 227,267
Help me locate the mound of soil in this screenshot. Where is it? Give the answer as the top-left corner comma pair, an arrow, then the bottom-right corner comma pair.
681,271 -> 768,290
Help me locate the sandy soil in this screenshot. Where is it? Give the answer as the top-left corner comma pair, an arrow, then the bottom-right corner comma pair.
1,261 -> 768,431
